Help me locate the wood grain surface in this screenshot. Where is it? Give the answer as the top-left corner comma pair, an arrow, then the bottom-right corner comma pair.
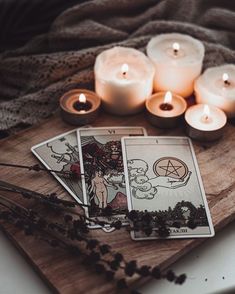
0,111 -> 235,294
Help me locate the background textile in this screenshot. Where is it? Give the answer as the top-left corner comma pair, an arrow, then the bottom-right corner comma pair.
0,0 -> 235,135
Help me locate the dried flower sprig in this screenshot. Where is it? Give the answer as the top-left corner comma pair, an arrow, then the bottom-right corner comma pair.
127,210 -> 198,238
0,179 -> 82,207
0,180 -> 125,230
0,179 -> 198,236
0,180 -> 198,238
0,192 -> 187,293
0,162 -> 83,179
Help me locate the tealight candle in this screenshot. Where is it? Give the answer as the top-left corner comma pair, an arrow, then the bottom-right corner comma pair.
60,89 -> 101,125
185,104 -> 227,141
194,64 -> 235,118
145,91 -> 187,128
94,46 -> 155,115
146,33 -> 205,97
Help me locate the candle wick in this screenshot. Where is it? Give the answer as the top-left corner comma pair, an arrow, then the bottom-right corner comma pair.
173,49 -> 178,55
201,113 -> 213,124
73,100 -> 92,112
224,79 -> 230,86
160,103 -> 173,111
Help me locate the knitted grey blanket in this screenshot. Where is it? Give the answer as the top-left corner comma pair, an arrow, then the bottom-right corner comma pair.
0,0 -> 235,134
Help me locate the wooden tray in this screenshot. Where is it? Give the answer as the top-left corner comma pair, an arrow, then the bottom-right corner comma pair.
0,112 -> 235,294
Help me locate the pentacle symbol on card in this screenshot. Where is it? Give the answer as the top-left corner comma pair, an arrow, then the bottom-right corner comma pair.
153,157 -> 189,180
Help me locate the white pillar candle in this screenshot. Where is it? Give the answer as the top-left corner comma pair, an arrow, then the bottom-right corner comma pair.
185,104 -> 227,141
194,64 -> 235,118
94,46 -> 155,115
146,33 -> 205,97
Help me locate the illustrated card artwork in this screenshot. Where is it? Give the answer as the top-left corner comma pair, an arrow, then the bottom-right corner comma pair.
122,136 -> 214,240
78,127 -> 147,227
31,129 -> 83,204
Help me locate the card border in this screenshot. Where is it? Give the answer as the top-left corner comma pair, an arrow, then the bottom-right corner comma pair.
77,126 -> 147,229
121,136 -> 215,240
31,128 -> 83,204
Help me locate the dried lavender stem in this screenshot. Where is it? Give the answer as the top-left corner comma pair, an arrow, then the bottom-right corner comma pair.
0,180 -> 81,207
0,194 -> 28,213
0,183 -> 113,227
0,194 -> 187,290
0,162 -> 84,178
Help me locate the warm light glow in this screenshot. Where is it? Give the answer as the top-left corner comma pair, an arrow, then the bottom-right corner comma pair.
223,73 -> 229,83
164,91 -> 172,104
121,63 -> 129,76
172,42 -> 180,52
203,104 -> 210,120
79,93 -> 86,103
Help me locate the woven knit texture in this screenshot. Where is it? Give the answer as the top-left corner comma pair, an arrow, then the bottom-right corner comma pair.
0,0 -> 235,133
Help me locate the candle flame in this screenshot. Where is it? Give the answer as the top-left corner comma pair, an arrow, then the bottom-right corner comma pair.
172,42 -> 180,52
79,93 -> 86,103
121,63 -> 129,76
203,104 -> 210,120
223,73 -> 229,83
164,91 -> 172,104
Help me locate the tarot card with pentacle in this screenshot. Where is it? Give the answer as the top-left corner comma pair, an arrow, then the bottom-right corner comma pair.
31,129 -> 84,204
77,127 -> 147,229
121,136 -> 214,240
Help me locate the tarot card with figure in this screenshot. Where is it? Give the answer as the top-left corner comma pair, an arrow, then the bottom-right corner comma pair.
122,136 -> 214,240
31,129 -> 83,204
77,127 -> 147,228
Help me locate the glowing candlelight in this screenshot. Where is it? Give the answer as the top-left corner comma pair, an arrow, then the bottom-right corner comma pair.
173,42 -> 180,55
160,91 -> 173,111
73,92 -> 92,112
74,93 -> 92,112
222,73 -> 230,86
164,91 -> 172,104
201,104 -> 212,123
79,93 -> 86,103
121,63 -> 129,78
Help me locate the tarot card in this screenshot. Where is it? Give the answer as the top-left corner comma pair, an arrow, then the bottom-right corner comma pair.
78,127 -> 147,228
31,129 -> 83,204
122,136 -> 214,240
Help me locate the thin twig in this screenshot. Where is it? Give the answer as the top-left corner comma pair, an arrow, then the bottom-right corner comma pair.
0,162 -> 84,178
0,182 -> 115,227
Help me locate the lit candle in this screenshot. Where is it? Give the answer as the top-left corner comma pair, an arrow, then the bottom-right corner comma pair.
145,91 -> 187,128
121,63 -> 129,78
185,104 -> 227,141
94,46 -> 155,115
146,33 -> 205,97
60,89 -> 101,125
173,42 -> 180,56
201,105 -> 212,123
73,93 -> 92,113
223,73 -> 230,86
194,64 -> 235,118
